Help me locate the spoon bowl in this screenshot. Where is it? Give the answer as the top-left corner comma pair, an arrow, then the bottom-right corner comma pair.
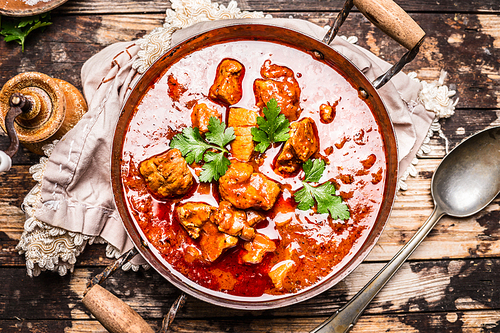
313,126 -> 500,333
432,126 -> 500,217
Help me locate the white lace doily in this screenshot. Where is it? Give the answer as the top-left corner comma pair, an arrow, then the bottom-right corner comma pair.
132,0 -> 271,73
16,0 -> 458,277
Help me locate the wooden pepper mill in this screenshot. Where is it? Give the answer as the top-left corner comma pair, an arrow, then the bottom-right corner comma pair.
0,72 -> 87,171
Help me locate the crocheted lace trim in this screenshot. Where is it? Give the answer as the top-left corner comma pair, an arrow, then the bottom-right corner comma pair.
16,0 -> 457,276
132,0 -> 271,74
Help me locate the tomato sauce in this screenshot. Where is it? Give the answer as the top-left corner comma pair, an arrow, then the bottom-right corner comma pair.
121,41 -> 387,299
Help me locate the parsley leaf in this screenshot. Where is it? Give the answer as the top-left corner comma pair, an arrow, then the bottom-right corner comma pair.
251,98 -> 290,153
170,116 -> 235,182
0,14 -> 52,52
302,158 -> 325,183
199,151 -> 231,183
170,127 -> 212,164
294,183 -> 316,211
205,116 -> 236,148
294,158 -> 350,220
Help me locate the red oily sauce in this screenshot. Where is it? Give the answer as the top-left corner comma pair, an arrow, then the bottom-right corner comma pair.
121,41 -> 387,299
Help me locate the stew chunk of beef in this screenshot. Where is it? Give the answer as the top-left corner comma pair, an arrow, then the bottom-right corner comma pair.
254,60 -> 302,121
139,149 -> 194,198
167,74 -> 187,102
241,233 -> 276,264
219,161 -> 281,211
209,59 -> 244,105
275,118 -> 319,174
191,102 -> 222,134
176,202 -> 214,239
199,221 -> 238,262
269,260 -> 295,289
228,107 -> 258,161
211,201 -> 264,241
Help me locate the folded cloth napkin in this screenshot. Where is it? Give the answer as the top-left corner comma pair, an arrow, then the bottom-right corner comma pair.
17,6 -> 447,276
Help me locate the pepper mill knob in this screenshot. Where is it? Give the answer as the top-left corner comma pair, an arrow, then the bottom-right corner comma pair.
0,72 -> 88,156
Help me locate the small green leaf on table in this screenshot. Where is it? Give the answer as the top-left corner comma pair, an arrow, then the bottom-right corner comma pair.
0,13 -> 52,52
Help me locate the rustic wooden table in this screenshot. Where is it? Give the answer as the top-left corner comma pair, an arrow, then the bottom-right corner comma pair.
1,0 -> 500,332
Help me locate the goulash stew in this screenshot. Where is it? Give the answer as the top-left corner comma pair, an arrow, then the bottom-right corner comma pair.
121,41 -> 387,298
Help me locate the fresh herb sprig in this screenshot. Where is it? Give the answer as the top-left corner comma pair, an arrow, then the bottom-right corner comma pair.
170,116 -> 235,182
0,13 -> 52,52
251,98 -> 290,153
294,159 -> 350,220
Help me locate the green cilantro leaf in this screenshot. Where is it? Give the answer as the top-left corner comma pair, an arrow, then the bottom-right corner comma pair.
205,116 -> 236,148
303,158 -> 325,183
170,127 -> 212,164
294,159 -> 350,221
199,151 -> 231,182
251,98 -> 290,153
170,116 -> 235,182
0,14 -> 52,52
294,184 -> 316,211
313,182 -> 350,220
251,128 -> 269,153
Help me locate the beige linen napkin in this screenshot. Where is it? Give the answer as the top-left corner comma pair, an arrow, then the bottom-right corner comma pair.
21,18 -> 435,272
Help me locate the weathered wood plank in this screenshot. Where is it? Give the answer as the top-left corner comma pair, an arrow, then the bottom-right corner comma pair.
1,13 -> 499,109
0,11 -> 498,166
54,0 -> 500,15
2,258 -> 500,324
370,158 -> 500,261
3,108 -> 498,165
166,310 -> 500,333
3,159 -> 500,266
0,2 -> 498,332
0,165 -> 36,207
2,310 -> 500,333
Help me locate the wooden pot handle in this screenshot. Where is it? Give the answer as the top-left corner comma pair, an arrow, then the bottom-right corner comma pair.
353,0 -> 425,50
83,284 -> 155,333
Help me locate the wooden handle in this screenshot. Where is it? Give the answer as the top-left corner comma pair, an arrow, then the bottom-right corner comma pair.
353,0 -> 425,50
83,284 -> 155,333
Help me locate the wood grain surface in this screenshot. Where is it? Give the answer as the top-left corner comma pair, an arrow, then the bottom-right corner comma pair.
1,0 -> 499,332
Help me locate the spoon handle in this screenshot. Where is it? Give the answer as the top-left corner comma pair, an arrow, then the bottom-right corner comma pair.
311,205 -> 445,333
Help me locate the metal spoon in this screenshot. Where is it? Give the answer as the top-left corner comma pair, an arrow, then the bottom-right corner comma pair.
312,126 -> 500,333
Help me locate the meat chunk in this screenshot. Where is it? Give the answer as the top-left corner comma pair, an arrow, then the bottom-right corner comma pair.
199,222 -> 238,262
275,118 -> 319,174
211,201 -> 262,241
361,154 -> 377,169
228,107 -> 258,161
246,210 -> 265,227
139,149 -> 194,198
319,99 -> 340,124
167,74 -> 187,102
241,233 -> 276,264
191,102 -> 222,134
268,260 -> 295,289
219,162 -> 281,211
211,201 -> 247,237
176,202 -> 215,239
209,58 -> 244,105
254,60 -> 302,121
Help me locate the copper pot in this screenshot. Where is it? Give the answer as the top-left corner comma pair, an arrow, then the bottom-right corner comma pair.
111,4 -> 424,312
